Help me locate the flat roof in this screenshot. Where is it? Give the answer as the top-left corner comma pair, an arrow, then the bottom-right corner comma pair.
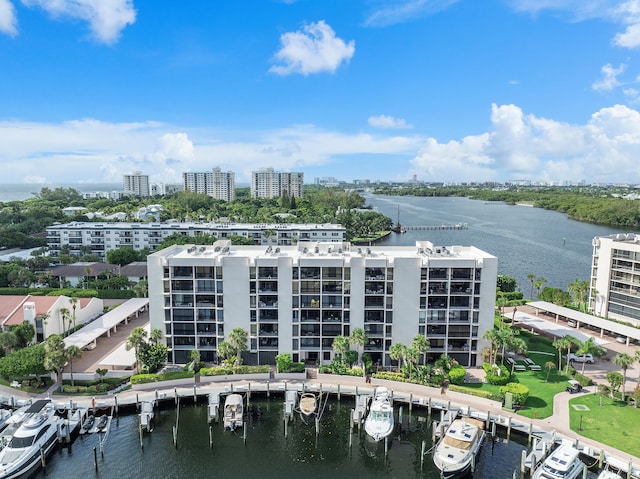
64,298 -> 149,349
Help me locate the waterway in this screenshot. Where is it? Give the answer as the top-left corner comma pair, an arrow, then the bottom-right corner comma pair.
366,195 -> 629,294
30,396 -> 600,479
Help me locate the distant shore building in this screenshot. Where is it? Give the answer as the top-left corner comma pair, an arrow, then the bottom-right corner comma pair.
46,222 -> 345,260
183,167 -> 235,201
148,240 -> 497,366
123,171 -> 151,197
251,168 -> 303,199
590,233 -> 640,325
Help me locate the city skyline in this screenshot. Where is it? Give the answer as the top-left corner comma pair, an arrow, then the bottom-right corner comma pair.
2,1 -> 640,185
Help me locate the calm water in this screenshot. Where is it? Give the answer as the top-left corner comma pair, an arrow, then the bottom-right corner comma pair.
0,183 -> 122,202
367,195 -> 629,294
32,396 -> 599,479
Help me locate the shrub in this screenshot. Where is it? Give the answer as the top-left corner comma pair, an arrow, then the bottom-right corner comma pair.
373,371 -> 413,383
573,373 -> 593,387
131,374 -> 159,384
449,385 -> 502,402
231,365 -> 269,374
483,363 -> 511,385
448,365 -> 466,385
276,353 -> 292,373
200,367 -> 232,376
500,382 -> 530,406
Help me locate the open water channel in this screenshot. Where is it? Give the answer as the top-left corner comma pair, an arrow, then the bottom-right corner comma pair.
32,397 -> 600,479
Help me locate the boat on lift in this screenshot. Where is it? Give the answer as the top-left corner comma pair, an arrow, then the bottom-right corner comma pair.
433,417 -> 486,478
298,393 -> 317,417
364,387 -> 394,442
223,394 -> 244,431
532,444 -> 584,479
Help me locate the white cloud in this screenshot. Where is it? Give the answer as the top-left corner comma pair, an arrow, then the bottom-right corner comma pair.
409,103 -> 640,183
21,0 -> 136,44
592,63 -> 626,91
0,0 -> 18,36
368,115 -> 412,129
269,20 -> 355,76
364,0 -> 460,27
612,0 -> 640,47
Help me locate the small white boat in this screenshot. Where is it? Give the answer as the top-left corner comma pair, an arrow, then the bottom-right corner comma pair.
364,387 -> 394,442
433,417 -> 485,478
298,393 -> 317,417
223,394 -> 244,431
532,444 -> 584,479
598,465 -> 623,479
0,400 -> 60,479
139,401 -> 155,432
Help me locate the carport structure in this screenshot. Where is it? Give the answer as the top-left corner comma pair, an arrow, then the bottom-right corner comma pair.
64,298 -> 149,350
527,300 -> 640,346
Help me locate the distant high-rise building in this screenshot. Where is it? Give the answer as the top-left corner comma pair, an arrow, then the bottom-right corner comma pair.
251,168 -> 304,199
182,167 -> 235,201
123,171 -> 151,197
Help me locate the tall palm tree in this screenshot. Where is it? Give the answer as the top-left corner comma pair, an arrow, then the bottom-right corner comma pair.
527,273 -> 536,300
544,361 -> 556,382
59,307 -> 70,336
149,328 -> 163,345
389,342 -> 407,373
482,329 -> 499,365
65,345 -> 83,387
411,334 -> 431,365
332,335 -> 350,366
125,327 -> 148,373
228,328 -> 248,366
552,336 -> 571,373
614,353 -> 635,402
534,277 -> 546,298
69,297 -> 79,329
348,328 -> 368,368
37,312 -> 50,340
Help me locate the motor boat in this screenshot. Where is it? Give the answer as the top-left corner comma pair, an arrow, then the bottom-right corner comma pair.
0,400 -> 60,479
364,387 -> 394,442
298,393 -> 317,417
433,417 -> 486,478
223,394 -> 244,431
597,464 -> 623,479
139,401 -> 155,432
532,444 -> 584,479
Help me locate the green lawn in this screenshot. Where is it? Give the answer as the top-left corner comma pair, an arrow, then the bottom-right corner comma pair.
568,393 -> 640,458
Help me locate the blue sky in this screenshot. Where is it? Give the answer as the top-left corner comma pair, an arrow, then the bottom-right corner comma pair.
1,0 -> 640,186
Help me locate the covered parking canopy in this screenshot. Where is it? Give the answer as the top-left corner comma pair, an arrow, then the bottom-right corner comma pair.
64,298 -> 149,349
527,301 -> 640,345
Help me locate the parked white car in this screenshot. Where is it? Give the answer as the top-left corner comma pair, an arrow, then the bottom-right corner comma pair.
567,353 -> 594,364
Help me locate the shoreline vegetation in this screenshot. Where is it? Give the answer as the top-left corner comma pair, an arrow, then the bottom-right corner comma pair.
371,185 -> 640,229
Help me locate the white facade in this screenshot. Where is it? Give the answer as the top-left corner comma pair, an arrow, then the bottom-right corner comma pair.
590,233 -> 640,324
148,240 -> 497,367
183,167 -> 235,201
47,222 -> 345,260
251,168 -> 304,199
123,171 -> 151,197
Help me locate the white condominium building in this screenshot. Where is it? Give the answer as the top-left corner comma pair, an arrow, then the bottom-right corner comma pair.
47,222 -> 345,260
182,167 -> 235,201
147,240 -> 497,367
590,233 -> 640,323
123,171 -> 151,197
251,168 -> 304,199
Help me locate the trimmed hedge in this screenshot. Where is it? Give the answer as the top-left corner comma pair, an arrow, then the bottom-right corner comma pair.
449,384 -> 502,402
500,382 -> 530,406
62,383 -> 109,394
96,290 -> 136,299
448,365 -> 466,385
573,372 -> 593,387
482,363 -> 511,385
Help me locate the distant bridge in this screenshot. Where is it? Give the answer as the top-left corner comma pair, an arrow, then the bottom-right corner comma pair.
402,223 -> 468,231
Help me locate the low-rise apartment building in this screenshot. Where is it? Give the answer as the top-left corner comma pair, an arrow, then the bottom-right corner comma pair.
47,222 -> 345,260
147,240 -> 497,367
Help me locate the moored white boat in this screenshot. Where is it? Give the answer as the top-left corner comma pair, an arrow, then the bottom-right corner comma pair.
298,393 -> 317,417
597,464 -> 623,479
532,444 -> 584,479
364,387 -> 394,442
223,394 -> 244,431
0,400 -> 60,479
433,417 -> 485,478
139,401 -> 155,432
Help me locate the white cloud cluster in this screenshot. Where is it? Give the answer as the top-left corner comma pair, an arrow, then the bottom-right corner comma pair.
410,103 -> 640,183
0,0 -> 17,36
1,0 -> 135,43
364,0 -> 460,27
269,20 -> 355,76
592,63 -> 627,91
368,115 -> 412,129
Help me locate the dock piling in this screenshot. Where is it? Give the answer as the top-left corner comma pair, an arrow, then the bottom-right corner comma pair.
520,449 -> 526,477
209,425 -> 213,449
93,447 -> 97,471
420,441 -> 426,468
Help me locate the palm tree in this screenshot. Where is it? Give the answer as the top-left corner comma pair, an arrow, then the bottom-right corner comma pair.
332,335 -> 350,366
37,312 -> 50,340
411,334 -> 431,365
228,328 -> 248,366
65,345 -> 83,387
348,328 -> 368,369
69,297 -> 79,329
576,337 -> 605,375
217,340 -> 234,365
59,307 -> 70,335
527,273 -> 536,300
534,277 -> 546,298
552,337 -> 571,373
544,361 -> 556,382
389,342 -> 407,373
482,329 -> 500,365
44,334 -> 67,387
149,328 -> 163,345
614,353 -> 635,402
125,327 -> 148,373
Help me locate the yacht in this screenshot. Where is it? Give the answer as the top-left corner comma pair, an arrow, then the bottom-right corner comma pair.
532,444 -> 584,479
433,417 -> 485,478
223,394 -> 244,431
364,387 -> 394,442
0,400 -> 60,479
